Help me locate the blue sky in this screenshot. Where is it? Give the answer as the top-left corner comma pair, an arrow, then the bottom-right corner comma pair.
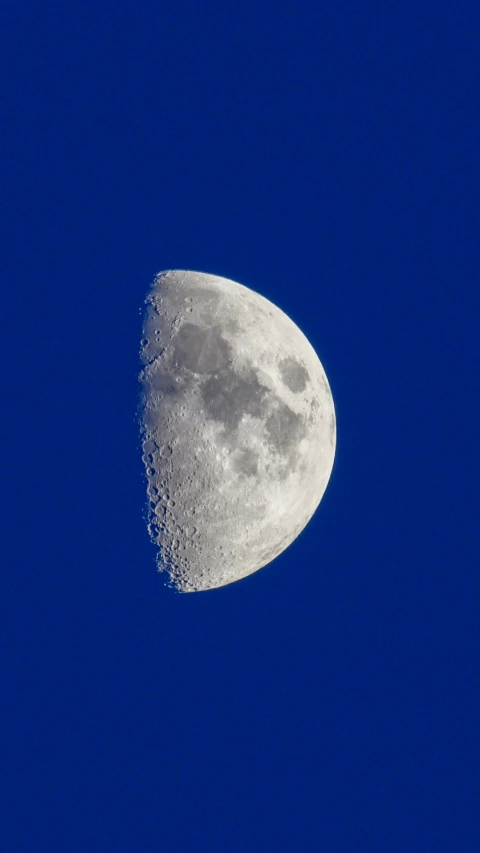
2,2 -> 479,850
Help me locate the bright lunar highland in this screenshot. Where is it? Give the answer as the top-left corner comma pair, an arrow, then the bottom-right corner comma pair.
139,270 -> 336,592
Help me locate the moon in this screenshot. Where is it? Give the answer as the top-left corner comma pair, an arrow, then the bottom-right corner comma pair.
139,270 -> 336,592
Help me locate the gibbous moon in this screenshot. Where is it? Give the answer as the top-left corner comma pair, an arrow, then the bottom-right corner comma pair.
139,270 -> 336,592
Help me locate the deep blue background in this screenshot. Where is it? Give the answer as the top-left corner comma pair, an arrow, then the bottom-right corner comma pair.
2,2 -> 479,850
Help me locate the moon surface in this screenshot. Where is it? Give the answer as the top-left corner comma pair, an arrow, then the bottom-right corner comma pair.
139,270 -> 336,592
